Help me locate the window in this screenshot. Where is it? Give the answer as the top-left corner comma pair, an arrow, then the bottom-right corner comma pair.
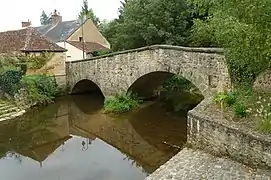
79,37 -> 83,42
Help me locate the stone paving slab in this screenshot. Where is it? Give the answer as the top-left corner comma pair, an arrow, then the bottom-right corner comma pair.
145,148 -> 271,180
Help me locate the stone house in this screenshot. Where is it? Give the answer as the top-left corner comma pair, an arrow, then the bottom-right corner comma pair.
30,10 -> 110,62
0,27 -> 67,76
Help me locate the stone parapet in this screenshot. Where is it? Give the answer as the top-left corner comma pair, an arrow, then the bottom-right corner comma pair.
67,45 -> 224,64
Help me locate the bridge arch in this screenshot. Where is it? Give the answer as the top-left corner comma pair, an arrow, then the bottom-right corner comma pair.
66,45 -> 230,98
71,79 -> 105,97
127,69 -> 206,99
127,71 -> 173,99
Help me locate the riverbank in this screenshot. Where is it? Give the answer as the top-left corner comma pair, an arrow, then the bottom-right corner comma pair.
0,73 -> 63,121
0,101 -> 25,121
145,97 -> 271,179
188,98 -> 271,170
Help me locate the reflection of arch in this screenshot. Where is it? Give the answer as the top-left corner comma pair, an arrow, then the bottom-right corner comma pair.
71,94 -> 104,115
128,102 -> 187,152
71,79 -> 105,115
71,79 -> 104,96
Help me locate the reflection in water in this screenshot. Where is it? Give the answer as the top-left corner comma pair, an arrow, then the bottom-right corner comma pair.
0,94 -> 187,180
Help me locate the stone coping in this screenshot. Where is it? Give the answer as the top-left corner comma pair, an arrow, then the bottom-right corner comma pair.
66,45 -> 224,64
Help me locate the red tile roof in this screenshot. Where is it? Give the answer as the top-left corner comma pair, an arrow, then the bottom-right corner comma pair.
67,41 -> 109,53
0,28 -> 66,54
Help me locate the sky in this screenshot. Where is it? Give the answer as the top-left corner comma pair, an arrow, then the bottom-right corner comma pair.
0,0 -> 121,31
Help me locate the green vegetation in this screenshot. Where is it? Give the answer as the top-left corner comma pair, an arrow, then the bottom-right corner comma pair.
0,70 -> 23,95
103,75 -> 203,114
186,0 -> 271,133
255,97 -> 271,134
100,0 -> 270,88
214,91 -> 237,111
100,0 -> 208,51
40,10 -> 52,25
18,52 -> 53,69
215,90 -> 249,118
0,71 -> 59,105
20,75 -> 59,105
0,53 -> 52,73
0,53 -> 59,105
233,103 -> 248,118
189,0 -> 271,86
78,0 -> 100,26
0,55 -> 25,74
91,50 -> 113,57
104,93 -> 142,114
161,75 -> 203,112
214,89 -> 271,133
163,75 -> 193,92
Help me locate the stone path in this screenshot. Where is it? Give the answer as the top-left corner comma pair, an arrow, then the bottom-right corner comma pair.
145,148 -> 271,180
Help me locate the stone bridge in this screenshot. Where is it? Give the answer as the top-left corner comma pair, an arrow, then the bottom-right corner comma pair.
66,45 -> 230,97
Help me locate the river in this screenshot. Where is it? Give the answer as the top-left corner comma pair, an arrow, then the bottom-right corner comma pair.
0,93 -> 187,180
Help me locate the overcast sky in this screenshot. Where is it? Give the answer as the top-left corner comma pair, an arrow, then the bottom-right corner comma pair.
0,0 -> 121,31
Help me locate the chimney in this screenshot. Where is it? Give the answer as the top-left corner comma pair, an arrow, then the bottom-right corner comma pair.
51,9 -> 62,24
21,20 -> 31,28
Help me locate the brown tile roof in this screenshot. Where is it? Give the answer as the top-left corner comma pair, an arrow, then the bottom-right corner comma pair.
67,41 -> 109,53
0,28 -> 67,54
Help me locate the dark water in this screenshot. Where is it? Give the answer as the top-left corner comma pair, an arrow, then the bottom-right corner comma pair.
0,94 -> 187,180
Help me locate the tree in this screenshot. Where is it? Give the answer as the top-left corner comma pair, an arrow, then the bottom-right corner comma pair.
78,0 -> 100,26
117,0 -> 128,22
102,0 -> 201,51
40,11 -> 51,25
189,0 -> 271,86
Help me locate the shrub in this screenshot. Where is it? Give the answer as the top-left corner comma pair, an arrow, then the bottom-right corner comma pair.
104,93 -> 141,114
256,118 -> 271,134
20,74 -> 59,105
91,50 -> 112,57
19,52 -> 53,69
226,91 -> 237,106
17,63 -> 27,75
163,75 -> 192,92
189,0 -> 271,87
189,18 -> 219,47
214,91 -> 228,109
234,103 -> 247,118
0,55 -> 20,71
0,70 -> 23,95
255,96 -> 271,133
215,90 -> 238,108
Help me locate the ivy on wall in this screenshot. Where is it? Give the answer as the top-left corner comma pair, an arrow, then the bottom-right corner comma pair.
0,70 -> 23,95
18,52 -> 54,69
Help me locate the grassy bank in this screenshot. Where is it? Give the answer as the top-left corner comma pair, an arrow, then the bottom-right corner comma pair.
0,70 -> 59,107
214,89 -> 271,134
